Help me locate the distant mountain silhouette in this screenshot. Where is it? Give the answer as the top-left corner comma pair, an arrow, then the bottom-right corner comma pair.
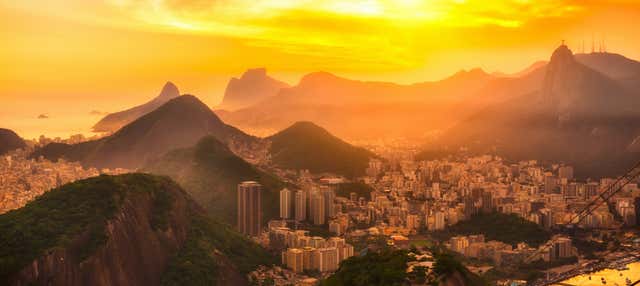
218,69 -> 499,139
0,173 -> 273,286
492,61 -> 548,78
266,121 -> 376,177
144,135 -> 286,224
33,95 -> 255,169
426,45 -> 640,178
541,45 -> 631,116
0,128 -> 26,155
575,52 -> 640,91
92,82 -> 180,133
217,68 -> 289,111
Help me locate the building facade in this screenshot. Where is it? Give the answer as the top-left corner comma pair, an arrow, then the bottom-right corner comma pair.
238,181 -> 262,236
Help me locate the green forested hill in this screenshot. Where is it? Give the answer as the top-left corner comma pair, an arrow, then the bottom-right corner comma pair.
144,135 -> 286,224
267,121 -> 376,178
433,213 -> 551,247
0,173 -> 273,286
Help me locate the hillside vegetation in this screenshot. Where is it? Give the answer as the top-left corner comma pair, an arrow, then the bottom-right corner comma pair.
268,121 -> 376,178
161,212 -> 275,286
145,135 -> 286,224
322,249 -> 410,286
0,173 -> 274,286
31,95 -> 254,169
0,174 -> 178,282
433,213 -> 551,247
0,128 -> 26,155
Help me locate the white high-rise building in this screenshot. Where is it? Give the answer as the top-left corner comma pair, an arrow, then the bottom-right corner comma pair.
280,188 -> 293,219
322,187 -> 336,219
295,190 -> 307,221
237,181 -> 262,236
311,193 -> 326,225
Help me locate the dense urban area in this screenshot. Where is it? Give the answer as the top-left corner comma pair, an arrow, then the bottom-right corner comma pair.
3,135 -> 640,286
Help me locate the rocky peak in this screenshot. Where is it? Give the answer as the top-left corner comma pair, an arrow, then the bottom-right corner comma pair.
219,68 -> 289,111
541,45 -> 578,105
549,44 -> 575,66
157,81 -> 180,100
240,68 -> 267,80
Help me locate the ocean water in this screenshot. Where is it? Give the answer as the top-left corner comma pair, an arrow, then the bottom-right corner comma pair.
561,262 -> 640,286
1,112 -> 102,140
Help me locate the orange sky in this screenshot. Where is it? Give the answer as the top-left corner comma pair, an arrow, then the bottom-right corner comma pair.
2,0 -> 640,138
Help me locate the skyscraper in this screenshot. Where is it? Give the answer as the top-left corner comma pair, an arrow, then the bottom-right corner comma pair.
311,193 -> 326,225
280,188 -> 293,219
237,181 -> 262,236
321,186 -> 336,219
558,166 -> 574,181
307,187 -> 319,219
544,174 -> 558,194
481,191 -> 493,213
295,190 -> 307,221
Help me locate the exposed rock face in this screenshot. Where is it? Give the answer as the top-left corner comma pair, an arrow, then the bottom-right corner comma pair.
9,178 -> 191,286
218,68 -> 289,111
3,174 -> 272,286
0,128 -> 26,155
541,45 -> 627,117
92,82 -> 180,133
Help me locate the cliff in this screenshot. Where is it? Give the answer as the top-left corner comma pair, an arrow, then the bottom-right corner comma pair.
0,174 -> 273,286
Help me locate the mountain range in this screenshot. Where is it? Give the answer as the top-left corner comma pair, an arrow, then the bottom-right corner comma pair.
0,128 -> 26,155
29,45 -> 640,180
33,95 -> 255,170
0,173 -> 273,286
215,50 -> 640,142
92,82 -> 180,133
425,45 -> 640,178
216,68 -> 500,139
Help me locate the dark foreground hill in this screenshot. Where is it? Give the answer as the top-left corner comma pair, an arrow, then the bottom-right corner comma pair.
267,121 -> 376,178
92,82 -> 180,133
322,249 -> 483,286
32,95 -> 255,170
0,173 -> 273,286
144,136 -> 287,224
0,128 -> 26,155
432,213 -> 551,248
